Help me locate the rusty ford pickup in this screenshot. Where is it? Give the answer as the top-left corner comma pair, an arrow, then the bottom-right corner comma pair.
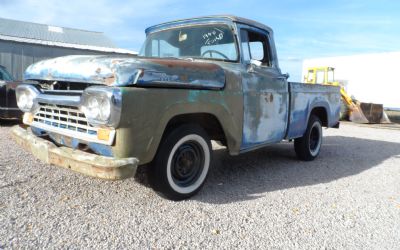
12,16 -> 340,200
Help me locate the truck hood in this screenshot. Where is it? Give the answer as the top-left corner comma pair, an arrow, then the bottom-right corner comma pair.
24,55 -> 226,89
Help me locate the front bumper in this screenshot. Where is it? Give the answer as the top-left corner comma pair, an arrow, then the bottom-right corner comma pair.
11,125 -> 139,180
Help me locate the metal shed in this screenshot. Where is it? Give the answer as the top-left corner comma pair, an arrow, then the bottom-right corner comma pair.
0,17 -> 136,80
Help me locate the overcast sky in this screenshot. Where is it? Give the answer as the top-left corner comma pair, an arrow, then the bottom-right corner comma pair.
1,0 -> 399,81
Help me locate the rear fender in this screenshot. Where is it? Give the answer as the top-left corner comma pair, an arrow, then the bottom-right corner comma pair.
287,98 -> 332,139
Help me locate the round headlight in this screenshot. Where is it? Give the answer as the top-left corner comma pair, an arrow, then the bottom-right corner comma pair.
16,85 -> 39,112
17,92 -> 30,109
81,95 -> 112,122
99,98 -> 111,121
85,96 -> 100,119
80,86 -> 121,128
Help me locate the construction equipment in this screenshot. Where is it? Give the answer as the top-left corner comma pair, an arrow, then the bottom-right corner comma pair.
305,67 -> 390,123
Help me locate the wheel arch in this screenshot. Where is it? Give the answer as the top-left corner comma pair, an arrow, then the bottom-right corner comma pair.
163,113 -> 227,144
286,103 -> 330,140
141,106 -> 241,165
310,106 -> 328,127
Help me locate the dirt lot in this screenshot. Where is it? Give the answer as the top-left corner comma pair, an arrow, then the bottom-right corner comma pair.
0,121 -> 399,249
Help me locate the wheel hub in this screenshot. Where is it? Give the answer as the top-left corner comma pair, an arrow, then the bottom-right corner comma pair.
171,141 -> 204,187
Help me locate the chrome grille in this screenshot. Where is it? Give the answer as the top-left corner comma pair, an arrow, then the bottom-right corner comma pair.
33,104 -> 97,136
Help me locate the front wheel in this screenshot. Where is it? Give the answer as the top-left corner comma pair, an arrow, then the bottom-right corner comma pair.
149,124 -> 211,200
294,115 -> 323,161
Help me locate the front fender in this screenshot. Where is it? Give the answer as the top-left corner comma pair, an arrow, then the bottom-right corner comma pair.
111,87 -> 243,164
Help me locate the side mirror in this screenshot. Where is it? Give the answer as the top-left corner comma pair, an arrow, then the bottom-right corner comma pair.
250,59 -> 262,67
247,59 -> 262,73
283,73 -> 290,79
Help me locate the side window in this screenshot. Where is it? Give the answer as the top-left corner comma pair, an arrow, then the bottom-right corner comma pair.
316,71 -> 325,84
327,70 -> 334,82
307,70 -> 315,82
241,29 -> 272,66
249,41 -> 264,61
0,71 -> 3,80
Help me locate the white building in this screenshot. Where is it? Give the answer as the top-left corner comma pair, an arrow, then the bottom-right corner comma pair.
302,52 -> 400,109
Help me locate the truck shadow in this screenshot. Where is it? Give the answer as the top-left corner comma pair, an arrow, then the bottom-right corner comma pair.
192,136 -> 400,204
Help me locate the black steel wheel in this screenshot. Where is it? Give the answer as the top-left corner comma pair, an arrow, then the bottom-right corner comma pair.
294,115 -> 323,161
170,141 -> 205,188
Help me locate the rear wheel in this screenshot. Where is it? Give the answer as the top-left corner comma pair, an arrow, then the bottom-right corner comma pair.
149,124 -> 211,200
294,115 -> 322,161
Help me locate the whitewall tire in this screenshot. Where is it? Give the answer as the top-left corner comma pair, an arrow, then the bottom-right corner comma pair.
149,124 -> 212,200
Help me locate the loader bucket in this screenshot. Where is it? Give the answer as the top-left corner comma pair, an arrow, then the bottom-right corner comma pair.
350,102 -> 391,124
349,103 -> 369,123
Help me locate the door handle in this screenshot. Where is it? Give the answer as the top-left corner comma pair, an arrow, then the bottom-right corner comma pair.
274,73 -> 290,80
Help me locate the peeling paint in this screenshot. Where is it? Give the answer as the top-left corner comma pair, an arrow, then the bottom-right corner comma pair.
17,16 -> 341,171
31,126 -> 114,157
286,82 -> 340,139
24,55 -> 226,89
12,125 -> 137,180
241,67 -> 289,149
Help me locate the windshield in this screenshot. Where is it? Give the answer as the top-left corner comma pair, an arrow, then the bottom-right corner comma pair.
139,24 -> 238,61
327,69 -> 334,82
0,67 -> 14,81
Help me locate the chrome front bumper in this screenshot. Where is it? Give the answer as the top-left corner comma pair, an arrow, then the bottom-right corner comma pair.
11,125 -> 139,180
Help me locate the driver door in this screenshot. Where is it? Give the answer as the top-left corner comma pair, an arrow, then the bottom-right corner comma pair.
239,26 -> 289,150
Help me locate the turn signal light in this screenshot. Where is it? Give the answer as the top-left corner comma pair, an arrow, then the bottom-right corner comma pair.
23,113 -> 34,125
97,128 -> 111,141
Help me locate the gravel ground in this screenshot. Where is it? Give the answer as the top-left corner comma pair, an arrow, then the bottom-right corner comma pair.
0,121 -> 399,249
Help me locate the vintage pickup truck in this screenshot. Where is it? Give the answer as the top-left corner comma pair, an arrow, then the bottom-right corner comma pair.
13,16 -> 340,200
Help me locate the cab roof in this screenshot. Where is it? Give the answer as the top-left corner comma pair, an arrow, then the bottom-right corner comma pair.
145,15 -> 273,35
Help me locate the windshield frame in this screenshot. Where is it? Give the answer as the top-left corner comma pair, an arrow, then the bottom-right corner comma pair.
139,22 -> 240,63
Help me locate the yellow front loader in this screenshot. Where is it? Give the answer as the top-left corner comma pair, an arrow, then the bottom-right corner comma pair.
305,67 -> 390,123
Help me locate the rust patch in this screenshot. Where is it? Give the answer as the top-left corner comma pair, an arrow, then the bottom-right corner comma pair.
264,93 -> 274,103
111,59 -> 125,65
146,58 -> 220,71
92,165 -> 114,173
104,74 -> 116,86
11,125 -> 139,180
180,74 -> 189,81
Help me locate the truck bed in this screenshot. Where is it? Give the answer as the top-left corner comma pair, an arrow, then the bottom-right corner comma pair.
286,82 -> 341,139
